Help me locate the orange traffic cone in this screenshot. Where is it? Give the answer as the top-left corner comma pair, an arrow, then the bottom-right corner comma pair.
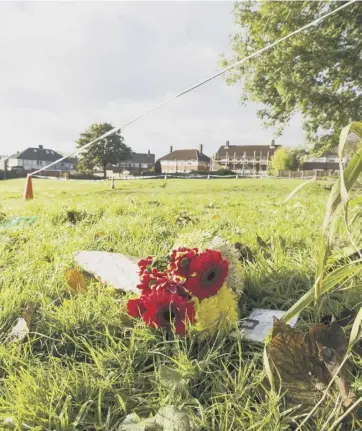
23,175 -> 34,200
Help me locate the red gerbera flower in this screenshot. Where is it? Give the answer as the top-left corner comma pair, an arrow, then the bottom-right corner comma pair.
142,289 -> 195,335
137,256 -> 153,275
127,297 -> 146,318
137,267 -> 166,293
153,274 -> 188,297
184,249 -> 228,299
168,247 -> 199,276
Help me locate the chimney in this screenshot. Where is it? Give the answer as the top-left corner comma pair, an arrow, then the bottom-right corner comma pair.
170,145 -> 173,153
270,139 -> 275,148
148,149 -> 150,155
225,140 -> 230,148
199,144 -> 203,154
39,145 -> 43,149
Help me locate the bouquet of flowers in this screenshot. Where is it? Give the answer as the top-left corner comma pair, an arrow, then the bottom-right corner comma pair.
127,235 -> 243,335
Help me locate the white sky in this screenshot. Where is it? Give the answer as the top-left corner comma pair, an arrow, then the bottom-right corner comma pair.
0,1 -> 305,159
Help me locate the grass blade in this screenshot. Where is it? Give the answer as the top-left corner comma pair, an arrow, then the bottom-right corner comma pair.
323,121 -> 362,231
349,306 -> 362,348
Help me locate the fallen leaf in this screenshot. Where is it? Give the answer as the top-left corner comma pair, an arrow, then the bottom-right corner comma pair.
94,231 -> 106,239
3,417 -> 16,429
7,318 -> 30,343
65,268 -> 87,293
6,305 -> 36,344
266,319 -> 354,407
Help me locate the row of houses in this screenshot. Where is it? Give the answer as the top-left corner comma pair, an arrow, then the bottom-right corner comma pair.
108,141 -> 281,176
0,146 -> 77,173
1,141 -> 343,177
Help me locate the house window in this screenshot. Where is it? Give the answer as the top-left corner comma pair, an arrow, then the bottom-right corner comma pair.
37,160 -> 42,165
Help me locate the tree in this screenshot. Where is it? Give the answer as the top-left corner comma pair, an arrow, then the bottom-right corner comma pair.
76,123 -> 132,179
289,148 -> 307,170
269,147 -> 298,175
221,1 -> 362,154
154,160 -> 162,174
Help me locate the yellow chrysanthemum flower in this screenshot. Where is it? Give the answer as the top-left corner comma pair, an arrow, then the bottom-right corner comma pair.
193,283 -> 239,332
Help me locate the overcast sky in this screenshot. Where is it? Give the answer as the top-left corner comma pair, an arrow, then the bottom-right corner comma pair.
0,1 -> 305,159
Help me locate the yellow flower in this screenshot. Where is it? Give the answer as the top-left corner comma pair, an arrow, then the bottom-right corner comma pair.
193,283 -> 239,332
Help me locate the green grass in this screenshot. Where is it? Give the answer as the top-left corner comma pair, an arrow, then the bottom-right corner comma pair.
0,178 -> 361,430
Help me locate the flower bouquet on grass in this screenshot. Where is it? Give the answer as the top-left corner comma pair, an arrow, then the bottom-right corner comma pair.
127,235 -> 243,335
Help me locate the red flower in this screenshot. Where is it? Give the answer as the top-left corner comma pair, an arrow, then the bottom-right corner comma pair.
127,297 -> 146,318
184,249 -> 228,299
142,289 -> 195,335
137,267 -> 166,293
168,247 -> 199,276
137,256 -> 153,275
153,274 -> 188,297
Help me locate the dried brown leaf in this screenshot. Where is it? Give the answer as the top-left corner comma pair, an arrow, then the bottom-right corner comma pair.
266,319 -> 353,407
65,268 -> 87,293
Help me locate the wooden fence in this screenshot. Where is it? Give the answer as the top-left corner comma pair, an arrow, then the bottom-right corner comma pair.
278,169 -> 339,179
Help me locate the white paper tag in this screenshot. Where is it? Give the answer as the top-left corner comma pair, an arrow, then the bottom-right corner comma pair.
240,308 -> 299,343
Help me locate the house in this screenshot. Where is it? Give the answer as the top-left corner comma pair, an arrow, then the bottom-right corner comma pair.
212,140 -> 281,174
116,150 -> 155,173
302,150 -> 345,172
0,155 -> 9,171
158,145 -> 210,173
7,145 -> 77,172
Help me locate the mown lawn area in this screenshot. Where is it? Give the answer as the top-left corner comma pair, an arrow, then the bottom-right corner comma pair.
0,178 -> 361,430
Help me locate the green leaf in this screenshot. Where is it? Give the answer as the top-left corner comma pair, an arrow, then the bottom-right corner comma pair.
118,413 -> 156,431
154,406 -> 193,431
72,400 -> 94,427
282,261 -> 362,322
323,121 -> 362,231
159,365 -> 188,396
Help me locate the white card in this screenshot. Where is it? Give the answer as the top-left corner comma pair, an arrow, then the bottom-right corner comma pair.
240,308 -> 299,343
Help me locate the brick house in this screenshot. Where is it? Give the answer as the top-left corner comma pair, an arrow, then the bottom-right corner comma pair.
159,145 -> 210,173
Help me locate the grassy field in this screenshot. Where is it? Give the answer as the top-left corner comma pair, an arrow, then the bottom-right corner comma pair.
0,178 -> 361,430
